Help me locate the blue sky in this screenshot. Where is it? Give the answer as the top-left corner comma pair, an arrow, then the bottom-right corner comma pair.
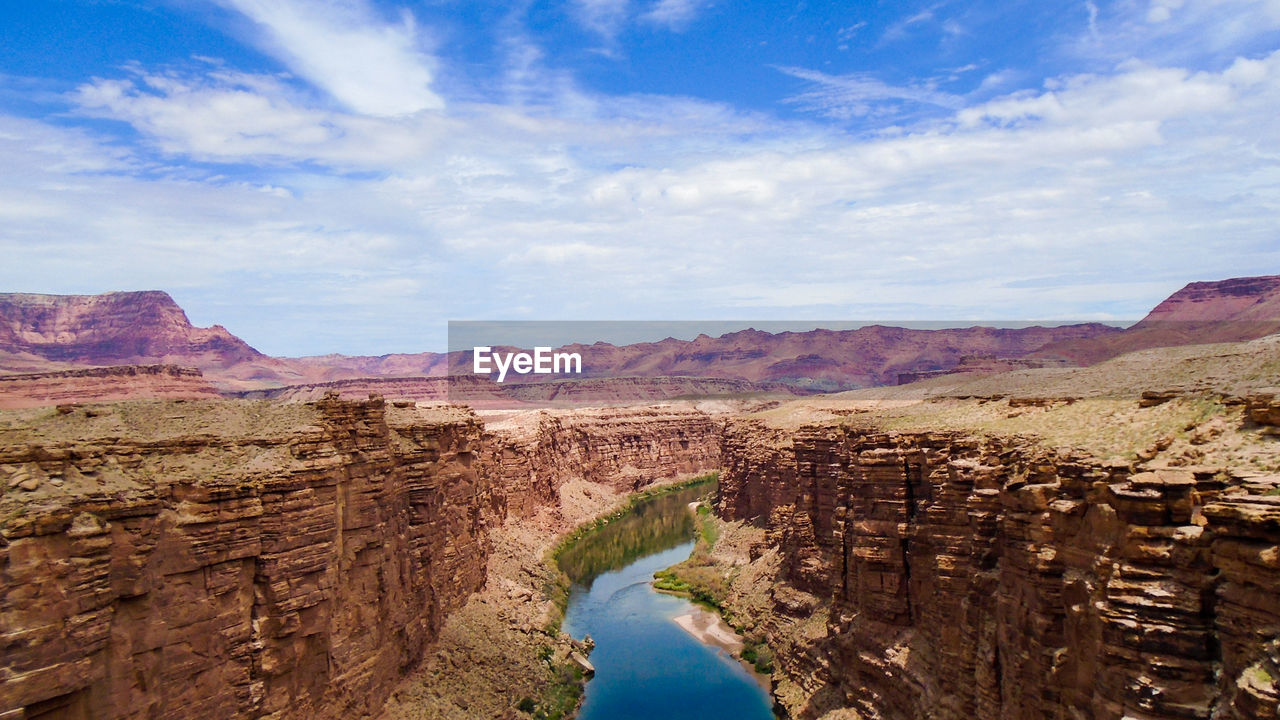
1,0 -> 1279,355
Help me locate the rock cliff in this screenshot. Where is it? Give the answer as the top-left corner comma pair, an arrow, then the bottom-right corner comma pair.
234,375 -> 799,408
482,405 -> 722,517
0,365 -> 223,409
1035,275 -> 1280,365
0,399 -> 722,719
0,292 -> 263,368
717,418 -> 1280,720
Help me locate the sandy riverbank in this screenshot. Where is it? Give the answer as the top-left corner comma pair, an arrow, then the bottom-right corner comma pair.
671,606 -> 773,692
671,606 -> 744,654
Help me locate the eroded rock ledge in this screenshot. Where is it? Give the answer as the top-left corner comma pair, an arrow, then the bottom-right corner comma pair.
0,365 -> 222,410
0,398 -> 721,720
718,419 -> 1280,720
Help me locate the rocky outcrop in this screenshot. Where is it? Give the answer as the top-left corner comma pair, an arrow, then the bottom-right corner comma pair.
0,399 -> 493,720
0,291 -> 263,367
1246,392 -> 1280,428
0,364 -> 223,409
0,399 -> 722,720
1035,275 -> 1280,365
483,406 -> 722,517
718,420 -> 1280,720
234,375 -> 797,408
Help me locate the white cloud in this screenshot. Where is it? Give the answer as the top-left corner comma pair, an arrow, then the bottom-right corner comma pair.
642,0 -> 713,30
71,70 -> 458,169
5,10 -> 1280,353
778,66 -> 964,120
956,63 -> 1237,129
217,0 -> 442,116
572,0 -> 631,40
1147,0 -> 1186,23
838,22 -> 868,42
881,8 -> 937,44
1073,0 -> 1280,64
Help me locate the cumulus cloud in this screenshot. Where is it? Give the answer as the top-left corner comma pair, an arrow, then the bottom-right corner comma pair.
217,0 -> 442,116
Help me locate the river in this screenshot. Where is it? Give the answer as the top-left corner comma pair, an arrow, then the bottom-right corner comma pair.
559,484 -> 775,720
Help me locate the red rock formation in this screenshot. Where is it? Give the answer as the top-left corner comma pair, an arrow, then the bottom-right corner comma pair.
0,364 -> 222,409
500,324 -> 1120,389
483,406 -> 723,517
718,421 -> 1280,720
234,374 -> 800,408
265,324 -> 1123,391
1036,275 -> 1280,365
0,290 -> 1121,394
0,291 -> 263,367
0,399 -> 492,719
0,398 -> 723,720
282,352 -> 449,378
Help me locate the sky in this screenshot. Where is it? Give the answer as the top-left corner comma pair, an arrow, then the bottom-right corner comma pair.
1,0 -> 1278,355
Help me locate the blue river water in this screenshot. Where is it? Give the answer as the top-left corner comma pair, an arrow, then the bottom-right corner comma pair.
561,541 -> 775,720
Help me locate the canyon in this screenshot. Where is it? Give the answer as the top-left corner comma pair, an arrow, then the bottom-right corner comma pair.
0,398 -> 722,719
715,421 -> 1279,719
683,334 -> 1280,720
2,277 -> 1279,720
4,334 -> 1278,719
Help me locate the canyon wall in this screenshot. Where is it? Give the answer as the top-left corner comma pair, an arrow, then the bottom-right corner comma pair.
483,406 -> 722,518
234,375 -> 795,409
719,419 -> 1280,720
0,399 -> 722,720
0,365 -> 223,409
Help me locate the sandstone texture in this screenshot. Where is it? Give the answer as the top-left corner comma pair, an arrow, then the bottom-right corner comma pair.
1,398 -> 492,720
716,417 -> 1280,720
0,398 -> 723,720
0,365 -> 222,409
481,405 -> 722,518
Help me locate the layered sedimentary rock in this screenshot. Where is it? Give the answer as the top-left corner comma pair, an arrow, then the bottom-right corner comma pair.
0,291 -> 262,367
483,406 -> 722,517
0,364 -> 223,409
1,398 -> 492,720
1035,275 -> 1280,364
235,374 -> 795,408
719,419 -> 1280,720
2,290 -> 1127,395
0,399 -> 722,720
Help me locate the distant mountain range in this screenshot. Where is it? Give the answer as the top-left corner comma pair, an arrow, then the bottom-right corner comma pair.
2,275 -> 1278,401
1031,275 -> 1280,365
